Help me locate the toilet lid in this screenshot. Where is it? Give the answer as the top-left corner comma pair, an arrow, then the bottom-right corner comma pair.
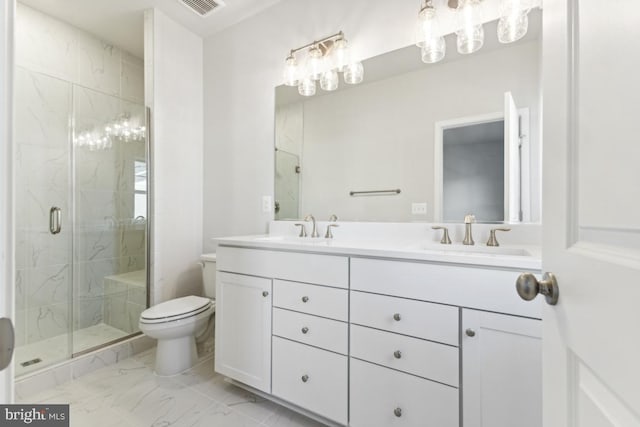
141,296 -> 212,323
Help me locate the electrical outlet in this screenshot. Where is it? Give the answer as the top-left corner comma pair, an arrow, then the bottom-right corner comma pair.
262,196 -> 272,213
412,202 -> 427,215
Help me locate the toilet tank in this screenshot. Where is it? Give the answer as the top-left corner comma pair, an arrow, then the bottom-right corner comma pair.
200,253 -> 217,299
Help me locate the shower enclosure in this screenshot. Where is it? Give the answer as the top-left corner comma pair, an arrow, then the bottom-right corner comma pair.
13,4 -> 149,376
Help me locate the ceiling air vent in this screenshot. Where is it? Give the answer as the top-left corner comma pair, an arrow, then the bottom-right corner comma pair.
180,0 -> 225,17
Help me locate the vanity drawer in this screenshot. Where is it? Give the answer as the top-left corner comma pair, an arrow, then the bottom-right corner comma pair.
351,291 -> 459,346
350,358 -> 458,427
350,325 -> 459,387
217,246 -> 348,288
273,279 -> 348,321
272,337 -> 348,425
273,308 -> 348,355
351,257 -> 541,318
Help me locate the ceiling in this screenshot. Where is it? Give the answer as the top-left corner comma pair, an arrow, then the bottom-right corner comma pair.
19,0 -> 283,57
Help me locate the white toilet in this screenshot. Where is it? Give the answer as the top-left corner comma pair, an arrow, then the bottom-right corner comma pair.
139,253 -> 217,376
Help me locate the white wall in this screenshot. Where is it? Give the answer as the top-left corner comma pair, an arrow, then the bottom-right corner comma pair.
202,0 -> 526,252
145,9 -> 203,303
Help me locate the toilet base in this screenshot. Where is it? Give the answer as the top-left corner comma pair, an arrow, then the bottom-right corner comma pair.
155,335 -> 198,376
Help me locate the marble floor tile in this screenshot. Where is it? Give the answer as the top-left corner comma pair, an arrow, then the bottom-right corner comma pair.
21,347 -> 328,427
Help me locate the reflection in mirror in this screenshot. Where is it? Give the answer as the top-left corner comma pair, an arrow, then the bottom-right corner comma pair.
275,11 -> 541,223
443,120 -> 505,222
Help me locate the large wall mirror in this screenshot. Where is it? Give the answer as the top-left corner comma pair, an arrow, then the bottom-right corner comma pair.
274,11 -> 541,224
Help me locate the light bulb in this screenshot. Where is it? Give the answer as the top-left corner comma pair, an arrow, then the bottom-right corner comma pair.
306,46 -> 325,81
283,54 -> 299,86
320,69 -> 339,91
421,39 -> 446,64
497,0 -> 531,43
344,62 -> 364,85
332,37 -> 351,72
456,0 -> 484,54
416,1 -> 446,63
298,76 -> 316,96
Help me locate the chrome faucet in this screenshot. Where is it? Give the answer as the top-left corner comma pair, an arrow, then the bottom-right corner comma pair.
304,214 -> 320,238
463,214 -> 476,245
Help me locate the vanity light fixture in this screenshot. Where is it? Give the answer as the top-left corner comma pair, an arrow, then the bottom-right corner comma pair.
456,0 -> 485,54
415,0 -> 446,64
497,0 -> 531,43
282,31 -> 364,97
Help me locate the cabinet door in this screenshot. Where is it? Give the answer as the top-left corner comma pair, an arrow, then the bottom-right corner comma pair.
215,272 -> 272,392
462,309 -> 541,427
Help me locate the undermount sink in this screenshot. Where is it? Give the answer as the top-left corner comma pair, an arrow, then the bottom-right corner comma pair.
412,243 -> 532,257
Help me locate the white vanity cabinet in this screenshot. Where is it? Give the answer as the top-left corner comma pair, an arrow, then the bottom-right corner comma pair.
215,244 -> 542,427
271,278 -> 349,424
216,246 -> 349,424
462,309 -> 542,427
214,271 -> 272,392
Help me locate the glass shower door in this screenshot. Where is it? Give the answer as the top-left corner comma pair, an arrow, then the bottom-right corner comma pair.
14,67 -> 73,375
72,87 -> 147,354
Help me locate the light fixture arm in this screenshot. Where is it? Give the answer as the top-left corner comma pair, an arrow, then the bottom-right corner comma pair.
288,31 -> 345,56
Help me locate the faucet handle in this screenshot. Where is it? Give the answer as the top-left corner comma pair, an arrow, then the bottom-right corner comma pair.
486,228 -> 511,247
328,214 -> 338,222
325,224 -> 339,239
294,223 -> 307,238
432,226 -> 452,244
464,214 -> 476,224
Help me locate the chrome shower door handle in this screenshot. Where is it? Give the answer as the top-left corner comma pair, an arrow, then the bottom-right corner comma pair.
49,207 -> 61,235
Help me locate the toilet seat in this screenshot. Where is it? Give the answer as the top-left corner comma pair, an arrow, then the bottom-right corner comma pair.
140,296 -> 214,324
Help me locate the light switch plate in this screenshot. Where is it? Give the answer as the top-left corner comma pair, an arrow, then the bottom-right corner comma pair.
262,196 -> 272,213
412,202 -> 427,215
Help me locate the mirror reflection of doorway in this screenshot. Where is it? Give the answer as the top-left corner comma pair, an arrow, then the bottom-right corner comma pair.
443,120 -> 505,222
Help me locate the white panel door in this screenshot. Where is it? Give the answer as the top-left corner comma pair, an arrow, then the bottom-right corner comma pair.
0,0 -> 15,404
542,0 -> 640,425
214,272 -> 272,393
462,309 -> 541,427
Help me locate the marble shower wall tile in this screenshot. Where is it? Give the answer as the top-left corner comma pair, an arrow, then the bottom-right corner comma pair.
121,52 -> 144,104
76,36 -> 121,97
16,3 -> 143,100
27,263 -> 70,308
16,4 -> 77,82
14,66 -> 71,148
26,303 -> 70,344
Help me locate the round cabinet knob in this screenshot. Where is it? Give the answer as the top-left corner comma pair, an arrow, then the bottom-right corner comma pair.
301,327 -> 309,334
393,350 -> 402,359
301,375 -> 309,383
302,296 -> 309,303
516,272 -> 559,305
393,313 -> 401,321
394,407 -> 402,418
465,328 -> 476,337
262,291 -> 269,297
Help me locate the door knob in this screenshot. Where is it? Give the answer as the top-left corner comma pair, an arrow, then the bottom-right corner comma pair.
0,318 -> 15,372
516,272 -> 559,305
262,291 -> 269,297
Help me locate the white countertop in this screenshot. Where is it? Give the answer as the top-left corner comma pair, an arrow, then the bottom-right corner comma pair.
214,234 -> 541,271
